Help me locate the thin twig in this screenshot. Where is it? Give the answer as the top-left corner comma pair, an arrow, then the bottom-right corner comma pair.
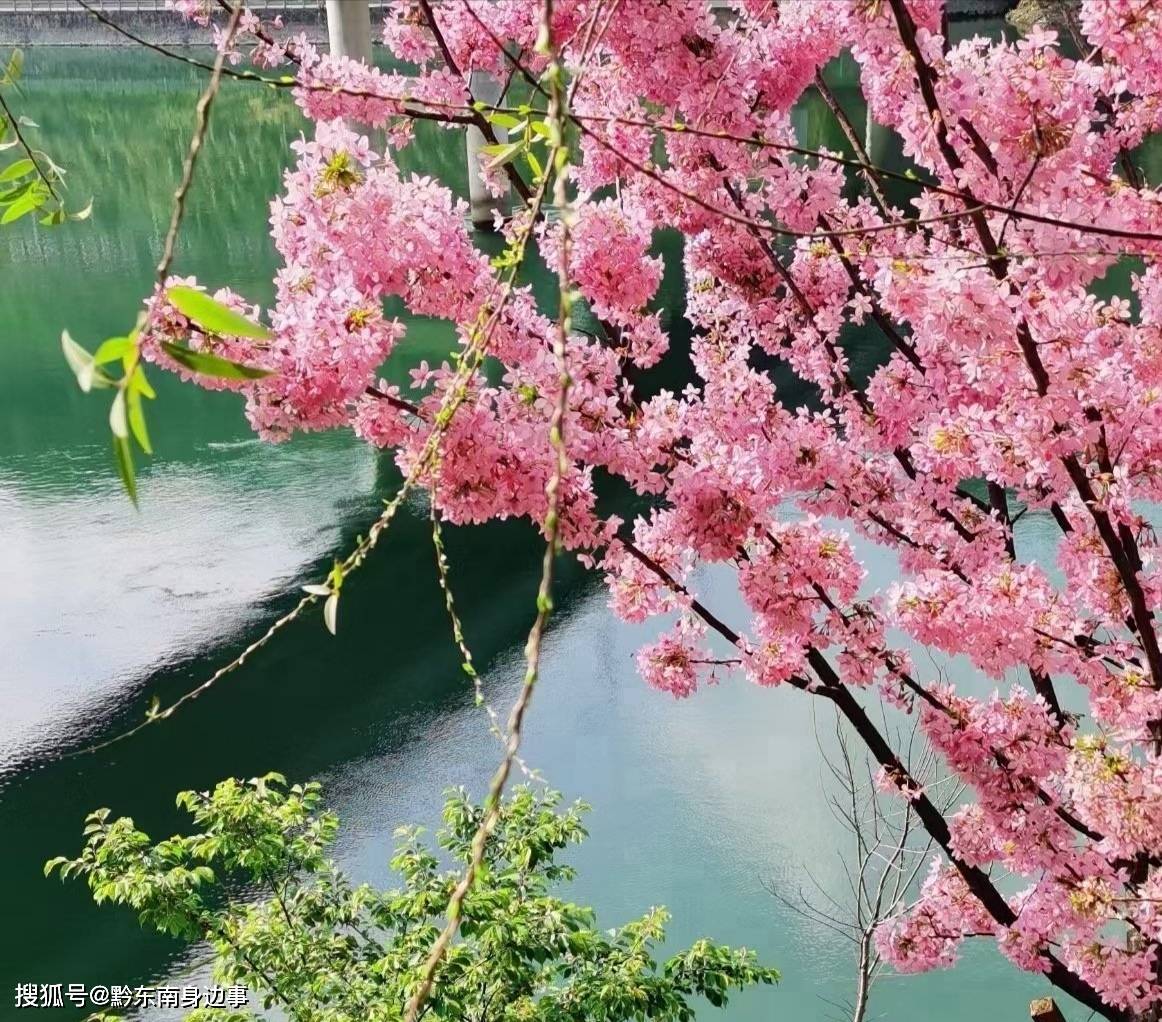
0,84 -> 60,204
812,71 -> 889,216
155,3 -> 242,287
402,6 -> 570,1017
429,504 -> 538,779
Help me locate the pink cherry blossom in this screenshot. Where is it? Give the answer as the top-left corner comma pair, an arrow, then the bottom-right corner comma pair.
159,2 -> 1162,1015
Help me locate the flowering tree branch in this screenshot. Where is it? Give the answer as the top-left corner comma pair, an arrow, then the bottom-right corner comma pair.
64,2 -> 1162,1017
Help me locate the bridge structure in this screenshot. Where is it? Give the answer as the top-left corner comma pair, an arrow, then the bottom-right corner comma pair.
0,0 -> 1014,17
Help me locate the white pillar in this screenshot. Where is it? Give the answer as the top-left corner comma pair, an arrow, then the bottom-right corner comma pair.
325,0 -> 373,65
865,106 -> 891,170
466,70 -> 509,229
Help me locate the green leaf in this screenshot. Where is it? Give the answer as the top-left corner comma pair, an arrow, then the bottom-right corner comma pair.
485,111 -> 524,131
70,198 -> 93,221
108,389 -> 129,440
0,178 -> 34,205
126,386 -> 152,455
130,364 -> 156,400
0,189 -> 40,224
161,341 -> 273,381
482,140 -> 524,171
93,336 -> 133,365
0,158 -> 34,183
61,330 -> 112,393
165,286 -> 272,340
323,593 -> 339,635
112,434 -> 137,506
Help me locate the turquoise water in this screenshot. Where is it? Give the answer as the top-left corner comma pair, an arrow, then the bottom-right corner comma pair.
0,43 -> 1073,1021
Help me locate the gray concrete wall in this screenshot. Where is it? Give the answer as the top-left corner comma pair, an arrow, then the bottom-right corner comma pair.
0,8 -> 328,47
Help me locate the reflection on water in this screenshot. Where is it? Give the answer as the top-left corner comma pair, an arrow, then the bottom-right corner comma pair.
0,434 -> 376,771
0,41 -> 1072,1022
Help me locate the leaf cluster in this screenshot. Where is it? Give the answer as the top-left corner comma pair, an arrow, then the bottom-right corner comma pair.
49,776 -> 777,1022
1,49 -> 91,226
61,287 -> 272,504
478,104 -> 557,187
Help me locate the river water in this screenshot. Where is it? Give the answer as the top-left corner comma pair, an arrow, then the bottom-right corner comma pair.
0,44 -> 1069,1021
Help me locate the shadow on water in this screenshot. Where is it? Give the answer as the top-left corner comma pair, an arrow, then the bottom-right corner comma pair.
3,465 -> 595,1011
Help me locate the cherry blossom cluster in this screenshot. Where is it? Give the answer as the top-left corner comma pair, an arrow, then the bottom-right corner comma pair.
157,1 -> 1162,1016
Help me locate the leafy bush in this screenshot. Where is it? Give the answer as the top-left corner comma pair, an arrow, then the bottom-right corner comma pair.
50,774 -> 777,1021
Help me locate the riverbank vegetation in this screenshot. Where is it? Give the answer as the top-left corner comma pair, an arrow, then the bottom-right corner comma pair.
51,776 -> 777,1022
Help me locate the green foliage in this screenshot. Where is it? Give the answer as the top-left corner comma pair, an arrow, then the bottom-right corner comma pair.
50,776 -> 777,1022
60,325 -> 155,507
166,286 -> 273,342
479,104 -> 554,186
160,341 -> 273,381
61,290 -> 271,505
0,48 -> 90,226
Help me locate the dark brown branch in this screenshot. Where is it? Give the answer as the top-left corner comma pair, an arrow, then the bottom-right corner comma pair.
215,0 -> 302,64
563,110 -> 1162,246
888,0 -> 1160,701
622,509 -> 1117,1013
365,386 -> 425,419
114,1 -> 1162,248
0,83 -> 60,205
956,117 -> 1000,178
1049,500 -> 1073,534
808,648 -> 1126,1022
77,2 -> 479,126
619,537 -> 741,646
816,210 -> 924,371
417,0 -> 532,203
813,71 -> 890,215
